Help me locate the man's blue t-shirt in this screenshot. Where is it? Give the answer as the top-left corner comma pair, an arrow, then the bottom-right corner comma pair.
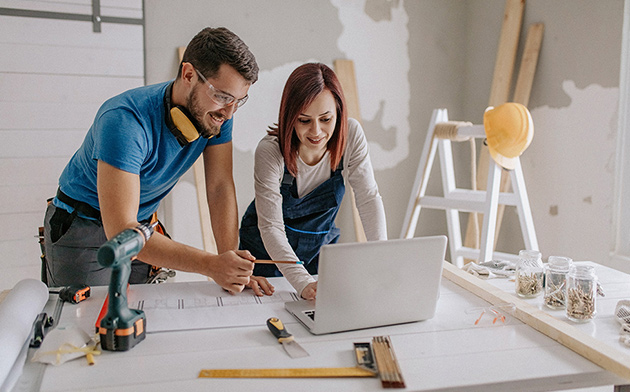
55,81 -> 233,221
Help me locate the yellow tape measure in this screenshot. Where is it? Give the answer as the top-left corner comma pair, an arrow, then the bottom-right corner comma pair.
199,366 -> 376,378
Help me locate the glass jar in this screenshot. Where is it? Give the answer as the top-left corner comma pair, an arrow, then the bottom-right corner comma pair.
543,256 -> 573,309
515,250 -> 543,298
566,265 -> 597,322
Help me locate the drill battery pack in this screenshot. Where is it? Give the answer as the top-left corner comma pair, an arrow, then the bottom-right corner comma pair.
99,310 -> 146,351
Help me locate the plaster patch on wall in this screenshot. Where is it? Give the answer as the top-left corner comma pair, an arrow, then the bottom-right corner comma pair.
523,80 -> 618,260
331,0 -> 410,170
231,61 -> 315,154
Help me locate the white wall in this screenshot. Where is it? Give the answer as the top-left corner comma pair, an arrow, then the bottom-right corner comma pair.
144,0 -> 625,271
463,1 -> 624,267
0,0 -> 144,291
2,0 -> 625,290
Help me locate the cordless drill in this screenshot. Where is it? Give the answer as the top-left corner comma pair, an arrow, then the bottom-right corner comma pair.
97,221 -> 157,351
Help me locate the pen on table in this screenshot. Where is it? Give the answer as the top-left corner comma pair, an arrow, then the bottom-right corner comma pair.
253,260 -> 303,265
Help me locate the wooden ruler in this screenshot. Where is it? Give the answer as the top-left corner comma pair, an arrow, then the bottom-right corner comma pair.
492,22 -> 544,244
199,367 -> 376,378
372,336 -> 405,388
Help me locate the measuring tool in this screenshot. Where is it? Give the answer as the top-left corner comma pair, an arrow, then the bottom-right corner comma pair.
199,367 -> 376,378
266,317 -> 309,358
199,340 -> 380,379
372,336 -> 405,388
97,221 -> 156,351
51,284 -> 91,304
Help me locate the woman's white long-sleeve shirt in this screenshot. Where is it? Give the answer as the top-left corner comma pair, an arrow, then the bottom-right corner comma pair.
252,118 -> 387,296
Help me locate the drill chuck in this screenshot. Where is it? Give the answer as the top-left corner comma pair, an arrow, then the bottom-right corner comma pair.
97,222 -> 156,268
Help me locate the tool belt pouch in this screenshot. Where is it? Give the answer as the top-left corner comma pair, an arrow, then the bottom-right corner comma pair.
146,212 -> 176,283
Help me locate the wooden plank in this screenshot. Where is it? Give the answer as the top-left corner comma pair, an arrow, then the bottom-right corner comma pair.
512,23 -> 544,106
193,158 -> 218,254
333,59 -> 367,243
442,261 -> 630,382
493,23 -> 544,244
463,0 -> 524,258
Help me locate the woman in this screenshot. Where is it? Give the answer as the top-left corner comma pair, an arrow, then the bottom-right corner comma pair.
240,63 -> 387,299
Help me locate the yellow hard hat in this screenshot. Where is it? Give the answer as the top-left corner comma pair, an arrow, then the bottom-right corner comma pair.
483,102 -> 534,170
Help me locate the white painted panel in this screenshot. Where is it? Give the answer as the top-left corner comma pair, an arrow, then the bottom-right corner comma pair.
0,42 -> 143,76
0,0 -> 142,20
0,16 -> 143,48
0,239 -> 41,268
0,130 -> 86,158
0,264 -> 41,291
0,184 -> 57,214
0,101 -> 104,130
0,0 -> 143,290
0,73 -> 145,105
0,211 -> 43,241
0,157 -> 68,185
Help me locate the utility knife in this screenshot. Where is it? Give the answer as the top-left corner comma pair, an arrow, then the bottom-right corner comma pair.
266,317 -> 309,358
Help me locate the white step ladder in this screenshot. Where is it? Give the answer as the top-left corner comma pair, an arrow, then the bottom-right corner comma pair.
400,108 -> 538,267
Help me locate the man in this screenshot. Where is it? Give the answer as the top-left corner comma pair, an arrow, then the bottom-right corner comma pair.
42,27 -> 273,296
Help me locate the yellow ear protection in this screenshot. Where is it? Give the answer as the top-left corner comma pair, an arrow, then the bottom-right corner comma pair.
164,82 -> 202,146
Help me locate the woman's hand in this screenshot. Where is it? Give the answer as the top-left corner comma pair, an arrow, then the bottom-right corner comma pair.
247,275 -> 275,296
301,281 -> 317,300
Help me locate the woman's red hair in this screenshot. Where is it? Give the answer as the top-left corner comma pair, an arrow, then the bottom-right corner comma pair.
269,63 -> 347,176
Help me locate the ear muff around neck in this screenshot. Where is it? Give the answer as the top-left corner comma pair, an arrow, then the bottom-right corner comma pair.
164,82 -> 202,146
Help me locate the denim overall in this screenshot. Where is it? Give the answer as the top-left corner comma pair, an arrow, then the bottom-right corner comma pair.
239,159 -> 345,277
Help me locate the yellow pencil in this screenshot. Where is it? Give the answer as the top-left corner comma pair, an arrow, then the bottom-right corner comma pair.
253,260 -> 303,265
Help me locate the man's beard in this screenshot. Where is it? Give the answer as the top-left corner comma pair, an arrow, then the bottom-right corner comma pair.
187,88 -> 223,139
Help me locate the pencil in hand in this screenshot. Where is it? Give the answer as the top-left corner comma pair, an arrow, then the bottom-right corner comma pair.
253,260 -> 304,265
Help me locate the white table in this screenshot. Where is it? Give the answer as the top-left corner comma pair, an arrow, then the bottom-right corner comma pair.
29,263 -> 630,391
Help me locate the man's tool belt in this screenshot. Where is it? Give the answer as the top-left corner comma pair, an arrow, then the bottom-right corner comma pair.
55,188 -> 102,221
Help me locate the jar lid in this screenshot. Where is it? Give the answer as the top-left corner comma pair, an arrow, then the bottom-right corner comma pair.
547,256 -> 572,270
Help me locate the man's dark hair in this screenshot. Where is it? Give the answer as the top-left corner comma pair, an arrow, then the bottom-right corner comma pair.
178,27 -> 258,84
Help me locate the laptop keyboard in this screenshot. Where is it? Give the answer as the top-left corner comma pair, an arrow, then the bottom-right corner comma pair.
304,310 -> 315,320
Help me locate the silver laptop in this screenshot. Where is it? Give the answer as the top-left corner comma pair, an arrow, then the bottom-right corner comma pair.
285,236 -> 447,335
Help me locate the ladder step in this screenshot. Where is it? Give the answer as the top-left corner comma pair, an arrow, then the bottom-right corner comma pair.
420,190 -> 520,212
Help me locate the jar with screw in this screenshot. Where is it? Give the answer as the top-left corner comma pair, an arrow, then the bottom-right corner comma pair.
515,250 -> 543,298
566,265 -> 597,322
543,256 -> 572,309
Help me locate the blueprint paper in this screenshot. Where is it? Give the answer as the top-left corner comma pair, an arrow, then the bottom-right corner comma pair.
125,281 -> 300,333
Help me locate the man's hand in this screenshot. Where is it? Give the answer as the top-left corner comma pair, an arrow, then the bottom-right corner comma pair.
301,281 -> 317,300
207,249 -> 255,293
247,276 -> 275,296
